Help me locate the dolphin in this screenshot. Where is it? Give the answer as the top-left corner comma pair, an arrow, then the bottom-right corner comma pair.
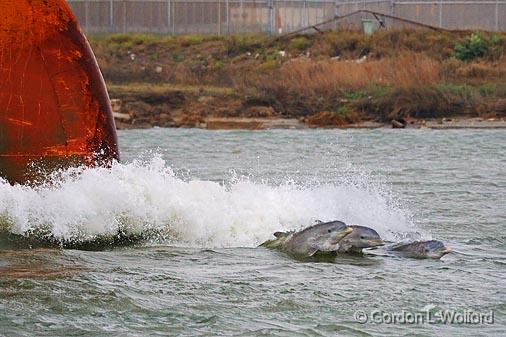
387,240 -> 451,259
260,220 -> 353,257
337,225 -> 385,254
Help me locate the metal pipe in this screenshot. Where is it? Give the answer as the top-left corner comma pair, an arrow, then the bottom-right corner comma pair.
276,8 -> 448,40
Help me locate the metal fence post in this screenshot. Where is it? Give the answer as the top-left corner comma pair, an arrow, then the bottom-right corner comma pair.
303,0 -> 307,27
439,0 -> 443,28
109,0 -> 114,30
84,0 -> 89,31
334,0 -> 339,30
240,0 -> 244,33
496,0 -> 500,31
226,0 -> 230,34
218,0 -> 221,35
172,0 -> 176,35
390,0 -> 395,16
268,0 -> 274,35
165,0 -> 171,34
122,0 -> 127,33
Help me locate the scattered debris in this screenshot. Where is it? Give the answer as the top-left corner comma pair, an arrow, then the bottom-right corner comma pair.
110,98 -> 122,113
392,119 -> 406,128
356,55 -> 367,64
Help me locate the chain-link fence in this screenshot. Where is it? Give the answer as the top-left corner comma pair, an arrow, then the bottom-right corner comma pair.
66,0 -> 506,34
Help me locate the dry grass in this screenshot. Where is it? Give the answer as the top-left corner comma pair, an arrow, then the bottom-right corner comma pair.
238,52 -> 442,115
258,52 -> 440,94
108,83 -> 234,97
305,110 -> 361,127
455,60 -> 506,79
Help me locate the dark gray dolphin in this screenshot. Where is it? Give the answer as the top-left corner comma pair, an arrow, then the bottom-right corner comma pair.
260,220 -> 353,257
387,240 -> 451,259
337,225 -> 384,254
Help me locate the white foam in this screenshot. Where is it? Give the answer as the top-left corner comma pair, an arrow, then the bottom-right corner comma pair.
0,156 -> 421,247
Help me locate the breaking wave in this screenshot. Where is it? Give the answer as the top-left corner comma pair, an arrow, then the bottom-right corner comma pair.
0,156 -> 423,248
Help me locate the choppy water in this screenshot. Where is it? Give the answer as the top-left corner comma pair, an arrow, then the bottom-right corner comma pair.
0,129 -> 505,336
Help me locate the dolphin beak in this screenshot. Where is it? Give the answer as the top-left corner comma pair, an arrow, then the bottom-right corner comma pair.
368,239 -> 385,247
440,246 -> 452,255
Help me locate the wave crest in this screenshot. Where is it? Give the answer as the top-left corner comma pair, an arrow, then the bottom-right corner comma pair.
0,156 -> 420,248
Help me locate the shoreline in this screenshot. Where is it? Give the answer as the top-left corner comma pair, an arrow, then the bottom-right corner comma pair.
94,30 -> 506,131
115,115 -> 506,130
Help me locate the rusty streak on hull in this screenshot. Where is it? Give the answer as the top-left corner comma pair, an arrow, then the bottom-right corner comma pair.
0,0 -> 119,184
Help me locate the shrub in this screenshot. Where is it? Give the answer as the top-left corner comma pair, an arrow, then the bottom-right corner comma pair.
225,34 -> 267,56
212,60 -> 225,71
336,106 -> 350,116
355,86 -> 458,121
258,59 -> 278,72
342,90 -> 368,100
478,83 -> 506,98
454,32 -> 498,61
171,52 -> 183,63
179,34 -> 204,47
289,36 -> 312,53
436,84 -> 476,100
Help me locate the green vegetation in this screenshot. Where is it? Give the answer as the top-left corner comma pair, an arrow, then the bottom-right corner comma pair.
454,32 -> 502,61
336,106 -> 351,116
258,59 -> 278,72
107,83 -> 234,97
225,34 -> 269,56
342,90 -> 368,100
179,34 -> 205,47
288,36 -> 313,52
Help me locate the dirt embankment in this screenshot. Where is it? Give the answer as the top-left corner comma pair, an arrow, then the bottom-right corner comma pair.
89,30 -> 506,129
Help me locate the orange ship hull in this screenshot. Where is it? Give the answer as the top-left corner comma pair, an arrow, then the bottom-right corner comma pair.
0,0 -> 119,184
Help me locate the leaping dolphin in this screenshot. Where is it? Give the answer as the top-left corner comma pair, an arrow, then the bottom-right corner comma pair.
387,240 -> 451,259
337,225 -> 385,254
260,220 -> 353,257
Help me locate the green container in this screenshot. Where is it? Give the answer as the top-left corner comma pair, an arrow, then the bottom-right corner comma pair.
362,19 -> 375,36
